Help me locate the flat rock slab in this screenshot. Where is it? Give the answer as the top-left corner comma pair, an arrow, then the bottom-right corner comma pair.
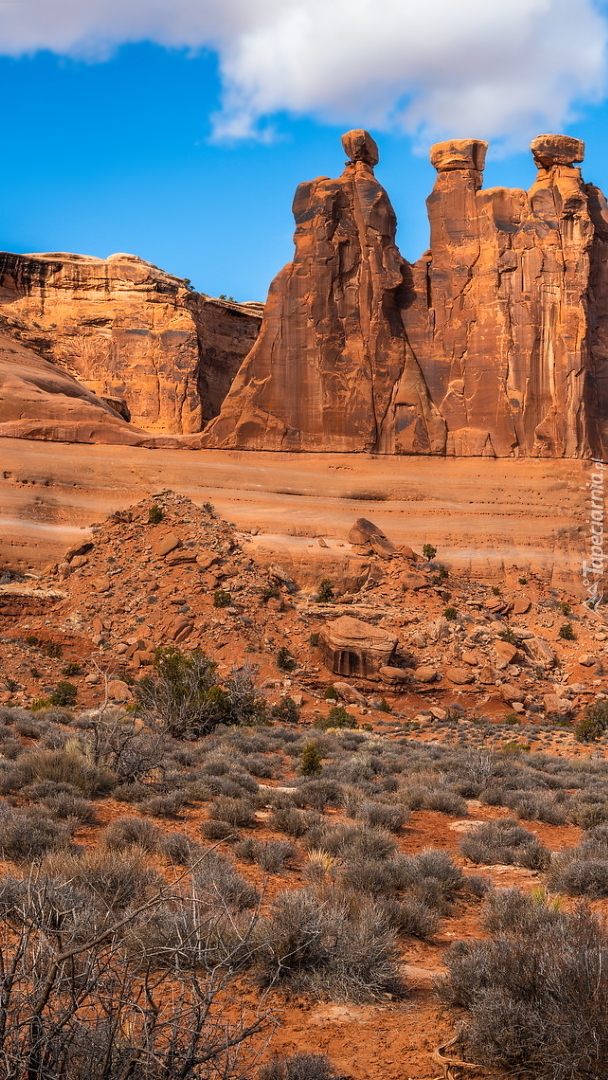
319,614 -> 397,679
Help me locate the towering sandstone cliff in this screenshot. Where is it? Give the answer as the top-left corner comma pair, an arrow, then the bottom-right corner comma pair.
0,252 -> 262,435
204,131 -> 608,458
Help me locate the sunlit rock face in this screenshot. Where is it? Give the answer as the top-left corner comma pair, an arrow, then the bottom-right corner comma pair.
205,130 -> 608,459
202,129 -> 446,454
0,251 -> 261,435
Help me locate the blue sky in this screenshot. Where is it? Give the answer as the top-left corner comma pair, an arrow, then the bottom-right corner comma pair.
1,1 -> 607,302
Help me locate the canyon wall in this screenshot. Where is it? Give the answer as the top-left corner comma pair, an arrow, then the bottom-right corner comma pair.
0,251 -> 261,434
204,131 -> 608,458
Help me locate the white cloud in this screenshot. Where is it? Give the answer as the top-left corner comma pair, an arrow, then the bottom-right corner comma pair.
0,0 -> 606,148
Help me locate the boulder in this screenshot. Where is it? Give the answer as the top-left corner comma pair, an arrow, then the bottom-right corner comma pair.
379,666 -> 409,682
543,693 -> 573,716
333,681 -> 366,705
413,665 -> 438,683
169,616 -> 194,643
154,533 -> 181,557
523,636 -> 557,668
319,616 -> 398,679
512,596 -> 531,615
445,666 -> 474,685
107,679 -> 131,703
500,683 -> 526,704
401,571 -> 429,591
493,640 -> 519,667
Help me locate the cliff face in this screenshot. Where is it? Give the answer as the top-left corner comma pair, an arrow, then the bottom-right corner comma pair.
203,130 -> 445,454
204,131 -> 608,458
410,134 -> 602,458
0,252 -> 261,435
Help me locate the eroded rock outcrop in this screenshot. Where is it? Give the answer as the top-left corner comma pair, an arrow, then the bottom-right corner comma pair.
204,130 -> 608,459
203,130 -> 446,453
0,252 -> 261,435
411,133 -> 602,457
0,331 -> 206,447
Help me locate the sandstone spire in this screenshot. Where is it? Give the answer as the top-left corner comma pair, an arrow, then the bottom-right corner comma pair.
202,130 -> 445,453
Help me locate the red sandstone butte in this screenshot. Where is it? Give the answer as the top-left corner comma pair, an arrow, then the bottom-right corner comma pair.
0,251 -> 261,435
204,131 -> 608,459
202,129 -> 446,454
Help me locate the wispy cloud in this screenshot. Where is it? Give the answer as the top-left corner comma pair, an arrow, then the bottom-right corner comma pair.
1,0 -> 606,148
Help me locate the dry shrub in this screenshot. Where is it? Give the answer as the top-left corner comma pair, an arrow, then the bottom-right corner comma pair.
440,891 -> 608,1080
235,838 -> 297,873
354,801 -> 410,832
208,796 -> 256,828
16,748 -> 116,797
193,850 -> 260,911
161,831 -> 203,866
258,1053 -> 341,1080
103,816 -> 160,852
0,805 -> 72,863
548,826 -> 608,898
460,818 -> 549,870
41,846 -> 163,910
255,886 -> 404,1001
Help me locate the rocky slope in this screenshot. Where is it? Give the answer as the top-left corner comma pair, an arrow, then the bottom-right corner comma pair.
204,131 -> 608,458
0,490 -> 605,734
0,250 -> 261,435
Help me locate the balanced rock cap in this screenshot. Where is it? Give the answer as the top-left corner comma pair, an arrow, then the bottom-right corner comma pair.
430,138 -> 488,173
341,129 -> 379,167
530,134 -> 585,169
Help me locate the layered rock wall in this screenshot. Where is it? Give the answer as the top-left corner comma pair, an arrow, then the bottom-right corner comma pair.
412,134 -> 603,457
205,131 -> 608,458
0,252 -> 261,434
203,131 -> 446,454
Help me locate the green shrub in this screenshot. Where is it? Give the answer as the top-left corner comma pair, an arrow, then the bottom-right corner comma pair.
277,647 -> 296,672
61,662 -> 82,677
30,698 -> 51,712
422,544 -> 437,561
323,686 -> 338,700
316,579 -> 334,603
314,706 -> 357,730
518,576 -> 528,585
49,681 -> 77,707
147,504 -> 164,524
443,606 -> 457,620
213,589 -> 232,608
135,646 -> 240,738
575,699 -> 608,742
559,601 -> 571,616
491,586 -> 501,596
300,743 -> 323,776
43,642 -> 62,659
558,622 -> 575,640
270,695 -> 300,723
261,584 -> 280,602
